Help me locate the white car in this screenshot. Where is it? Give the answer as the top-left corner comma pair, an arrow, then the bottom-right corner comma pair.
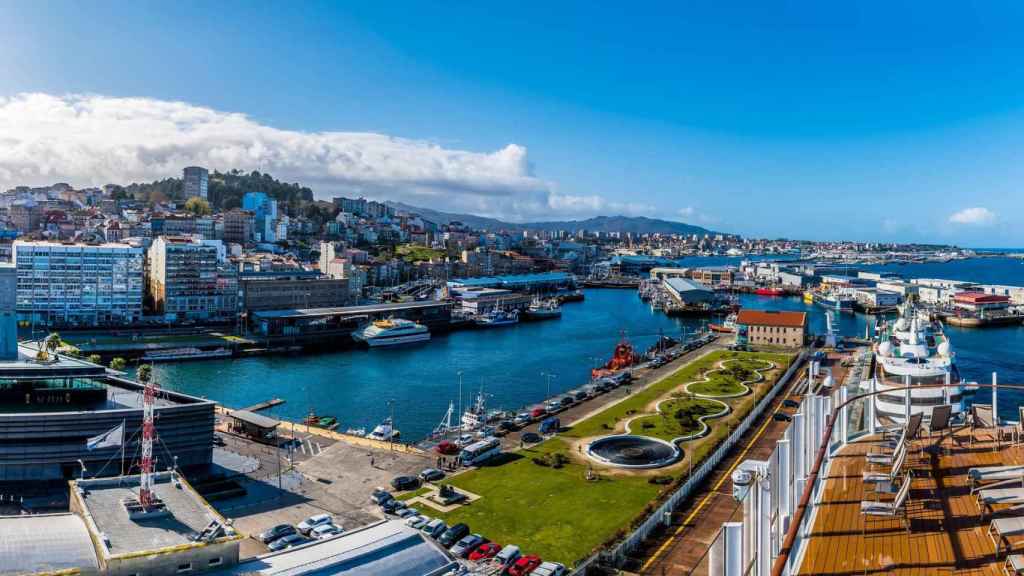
311,523 -> 343,540
297,513 -> 333,535
406,515 -> 428,529
530,561 -> 566,576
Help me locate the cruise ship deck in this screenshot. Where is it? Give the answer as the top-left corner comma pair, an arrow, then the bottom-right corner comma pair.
800,428 -> 1017,575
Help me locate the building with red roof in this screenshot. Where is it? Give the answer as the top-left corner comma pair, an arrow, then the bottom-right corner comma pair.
735,309 -> 807,348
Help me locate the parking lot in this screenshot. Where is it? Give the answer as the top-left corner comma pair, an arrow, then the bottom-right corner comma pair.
207,428 -> 434,559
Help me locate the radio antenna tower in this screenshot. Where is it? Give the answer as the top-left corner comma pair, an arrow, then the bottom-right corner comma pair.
139,376 -> 158,508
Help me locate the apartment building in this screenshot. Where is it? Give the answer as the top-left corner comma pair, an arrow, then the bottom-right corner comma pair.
148,236 -> 237,320
12,240 -> 145,327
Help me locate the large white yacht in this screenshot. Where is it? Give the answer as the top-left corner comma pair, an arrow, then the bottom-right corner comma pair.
872,303 -> 970,424
352,318 -> 430,347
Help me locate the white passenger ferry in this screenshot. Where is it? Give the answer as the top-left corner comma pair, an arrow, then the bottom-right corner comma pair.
352,318 -> 431,347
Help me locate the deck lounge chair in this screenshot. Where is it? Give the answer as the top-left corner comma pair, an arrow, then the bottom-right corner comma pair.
973,404 -> 1001,449
861,473 -> 912,536
866,432 -> 906,467
990,516 -> 1024,557
926,404 -> 953,438
979,486 -> 1024,520
863,446 -> 907,488
970,466 -> 1024,493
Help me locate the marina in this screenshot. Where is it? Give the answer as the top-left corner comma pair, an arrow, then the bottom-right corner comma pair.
143,257 -> 1024,444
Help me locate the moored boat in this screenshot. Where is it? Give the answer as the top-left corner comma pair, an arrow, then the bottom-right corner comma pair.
366,417 -> 400,441
755,286 -> 785,296
141,347 -> 233,362
352,318 -> 431,347
709,313 -> 737,333
523,298 -> 562,320
475,308 -> 520,327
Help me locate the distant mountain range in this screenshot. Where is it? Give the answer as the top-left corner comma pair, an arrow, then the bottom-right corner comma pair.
386,202 -> 718,236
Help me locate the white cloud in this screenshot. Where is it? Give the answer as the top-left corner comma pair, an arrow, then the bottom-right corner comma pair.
676,205 -> 718,225
677,206 -> 695,218
0,92 -> 645,221
948,207 -> 996,226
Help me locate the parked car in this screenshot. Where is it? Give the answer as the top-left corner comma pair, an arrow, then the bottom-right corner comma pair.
456,434 -> 476,447
419,468 -> 445,482
539,417 -> 560,435
381,498 -> 404,514
437,522 -> 470,548
397,507 -> 419,519
530,406 -> 547,419
559,396 -> 574,408
421,518 -> 447,539
521,432 -> 542,444
258,523 -> 296,544
370,488 -> 393,505
391,475 -> 421,491
212,434 -> 226,447
530,561 -> 566,576
297,513 -> 332,535
498,420 -> 518,433
544,400 -> 562,413
311,523 -> 343,539
476,425 -> 497,438
494,544 -> 521,567
268,533 -> 309,551
449,533 -> 487,558
469,542 -> 502,562
406,515 -> 429,529
514,413 -> 532,426
508,555 -> 543,576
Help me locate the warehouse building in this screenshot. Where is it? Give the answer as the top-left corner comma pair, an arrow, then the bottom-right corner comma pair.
735,309 -> 807,348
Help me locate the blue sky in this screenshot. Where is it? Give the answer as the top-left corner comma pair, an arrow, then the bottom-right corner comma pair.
2,1 -> 1023,246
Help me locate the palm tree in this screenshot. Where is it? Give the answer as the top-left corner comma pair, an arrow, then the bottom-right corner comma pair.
110,357 -> 127,371
137,363 -> 153,384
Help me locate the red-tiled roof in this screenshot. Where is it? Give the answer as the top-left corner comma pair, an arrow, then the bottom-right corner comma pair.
954,291 -> 1009,304
736,309 -> 807,328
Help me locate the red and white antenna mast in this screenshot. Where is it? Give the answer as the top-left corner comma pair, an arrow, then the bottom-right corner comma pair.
139,377 -> 158,508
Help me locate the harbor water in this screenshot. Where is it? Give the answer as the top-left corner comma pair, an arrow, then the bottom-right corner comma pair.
145,257 -> 1024,440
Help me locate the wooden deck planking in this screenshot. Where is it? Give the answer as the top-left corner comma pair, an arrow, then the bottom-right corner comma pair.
798,429 -> 1021,576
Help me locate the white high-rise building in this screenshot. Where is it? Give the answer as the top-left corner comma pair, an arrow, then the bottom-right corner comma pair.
12,241 -> 145,327
183,166 -> 209,200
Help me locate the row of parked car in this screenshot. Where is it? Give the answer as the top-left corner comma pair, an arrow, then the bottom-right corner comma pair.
257,513 -> 343,552
370,487 -> 564,575
648,336 -> 713,369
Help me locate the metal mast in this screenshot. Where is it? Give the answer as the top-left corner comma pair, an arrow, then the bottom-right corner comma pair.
139,377 -> 158,508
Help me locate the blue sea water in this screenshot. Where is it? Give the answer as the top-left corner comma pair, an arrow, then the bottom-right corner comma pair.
147,257 -> 1024,439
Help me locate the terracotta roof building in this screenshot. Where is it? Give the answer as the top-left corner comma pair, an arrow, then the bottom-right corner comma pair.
736,309 -> 807,348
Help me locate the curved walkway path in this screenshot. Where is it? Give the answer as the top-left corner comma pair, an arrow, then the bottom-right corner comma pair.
623,358 -> 776,444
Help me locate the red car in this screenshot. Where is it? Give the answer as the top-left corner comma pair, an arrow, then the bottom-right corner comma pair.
435,440 -> 459,455
507,555 -> 542,576
530,406 -> 546,419
468,542 -> 502,562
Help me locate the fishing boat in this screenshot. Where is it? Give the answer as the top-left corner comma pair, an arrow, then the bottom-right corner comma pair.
366,417 -> 400,441
303,410 -> 339,430
475,308 -> 520,327
754,286 -> 786,296
141,347 -> 232,362
592,334 -> 639,379
709,313 -> 737,333
461,388 -> 489,430
523,298 -> 562,320
352,318 -> 430,347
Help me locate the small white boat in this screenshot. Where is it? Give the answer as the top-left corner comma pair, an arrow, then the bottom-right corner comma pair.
523,298 -> 562,320
367,418 -> 400,441
353,318 -> 430,347
344,427 -> 367,437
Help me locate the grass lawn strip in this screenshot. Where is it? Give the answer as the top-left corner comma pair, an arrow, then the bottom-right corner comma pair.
626,397 -> 728,442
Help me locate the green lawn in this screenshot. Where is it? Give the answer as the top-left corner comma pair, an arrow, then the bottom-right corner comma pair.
629,397 -> 726,441
396,244 -> 446,263
422,439 -> 662,565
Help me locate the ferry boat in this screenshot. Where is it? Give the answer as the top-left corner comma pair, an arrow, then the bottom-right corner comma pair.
352,318 -> 430,347
141,347 -> 232,362
475,308 -> 520,327
872,304 -> 971,424
366,417 -> 400,441
523,298 -> 562,320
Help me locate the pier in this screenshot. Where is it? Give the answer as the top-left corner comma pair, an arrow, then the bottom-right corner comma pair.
240,398 -> 285,413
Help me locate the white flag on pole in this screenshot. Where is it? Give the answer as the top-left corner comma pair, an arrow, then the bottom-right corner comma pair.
86,422 -> 124,451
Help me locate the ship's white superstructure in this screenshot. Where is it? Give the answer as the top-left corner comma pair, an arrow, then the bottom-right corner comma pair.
873,304 -> 967,424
